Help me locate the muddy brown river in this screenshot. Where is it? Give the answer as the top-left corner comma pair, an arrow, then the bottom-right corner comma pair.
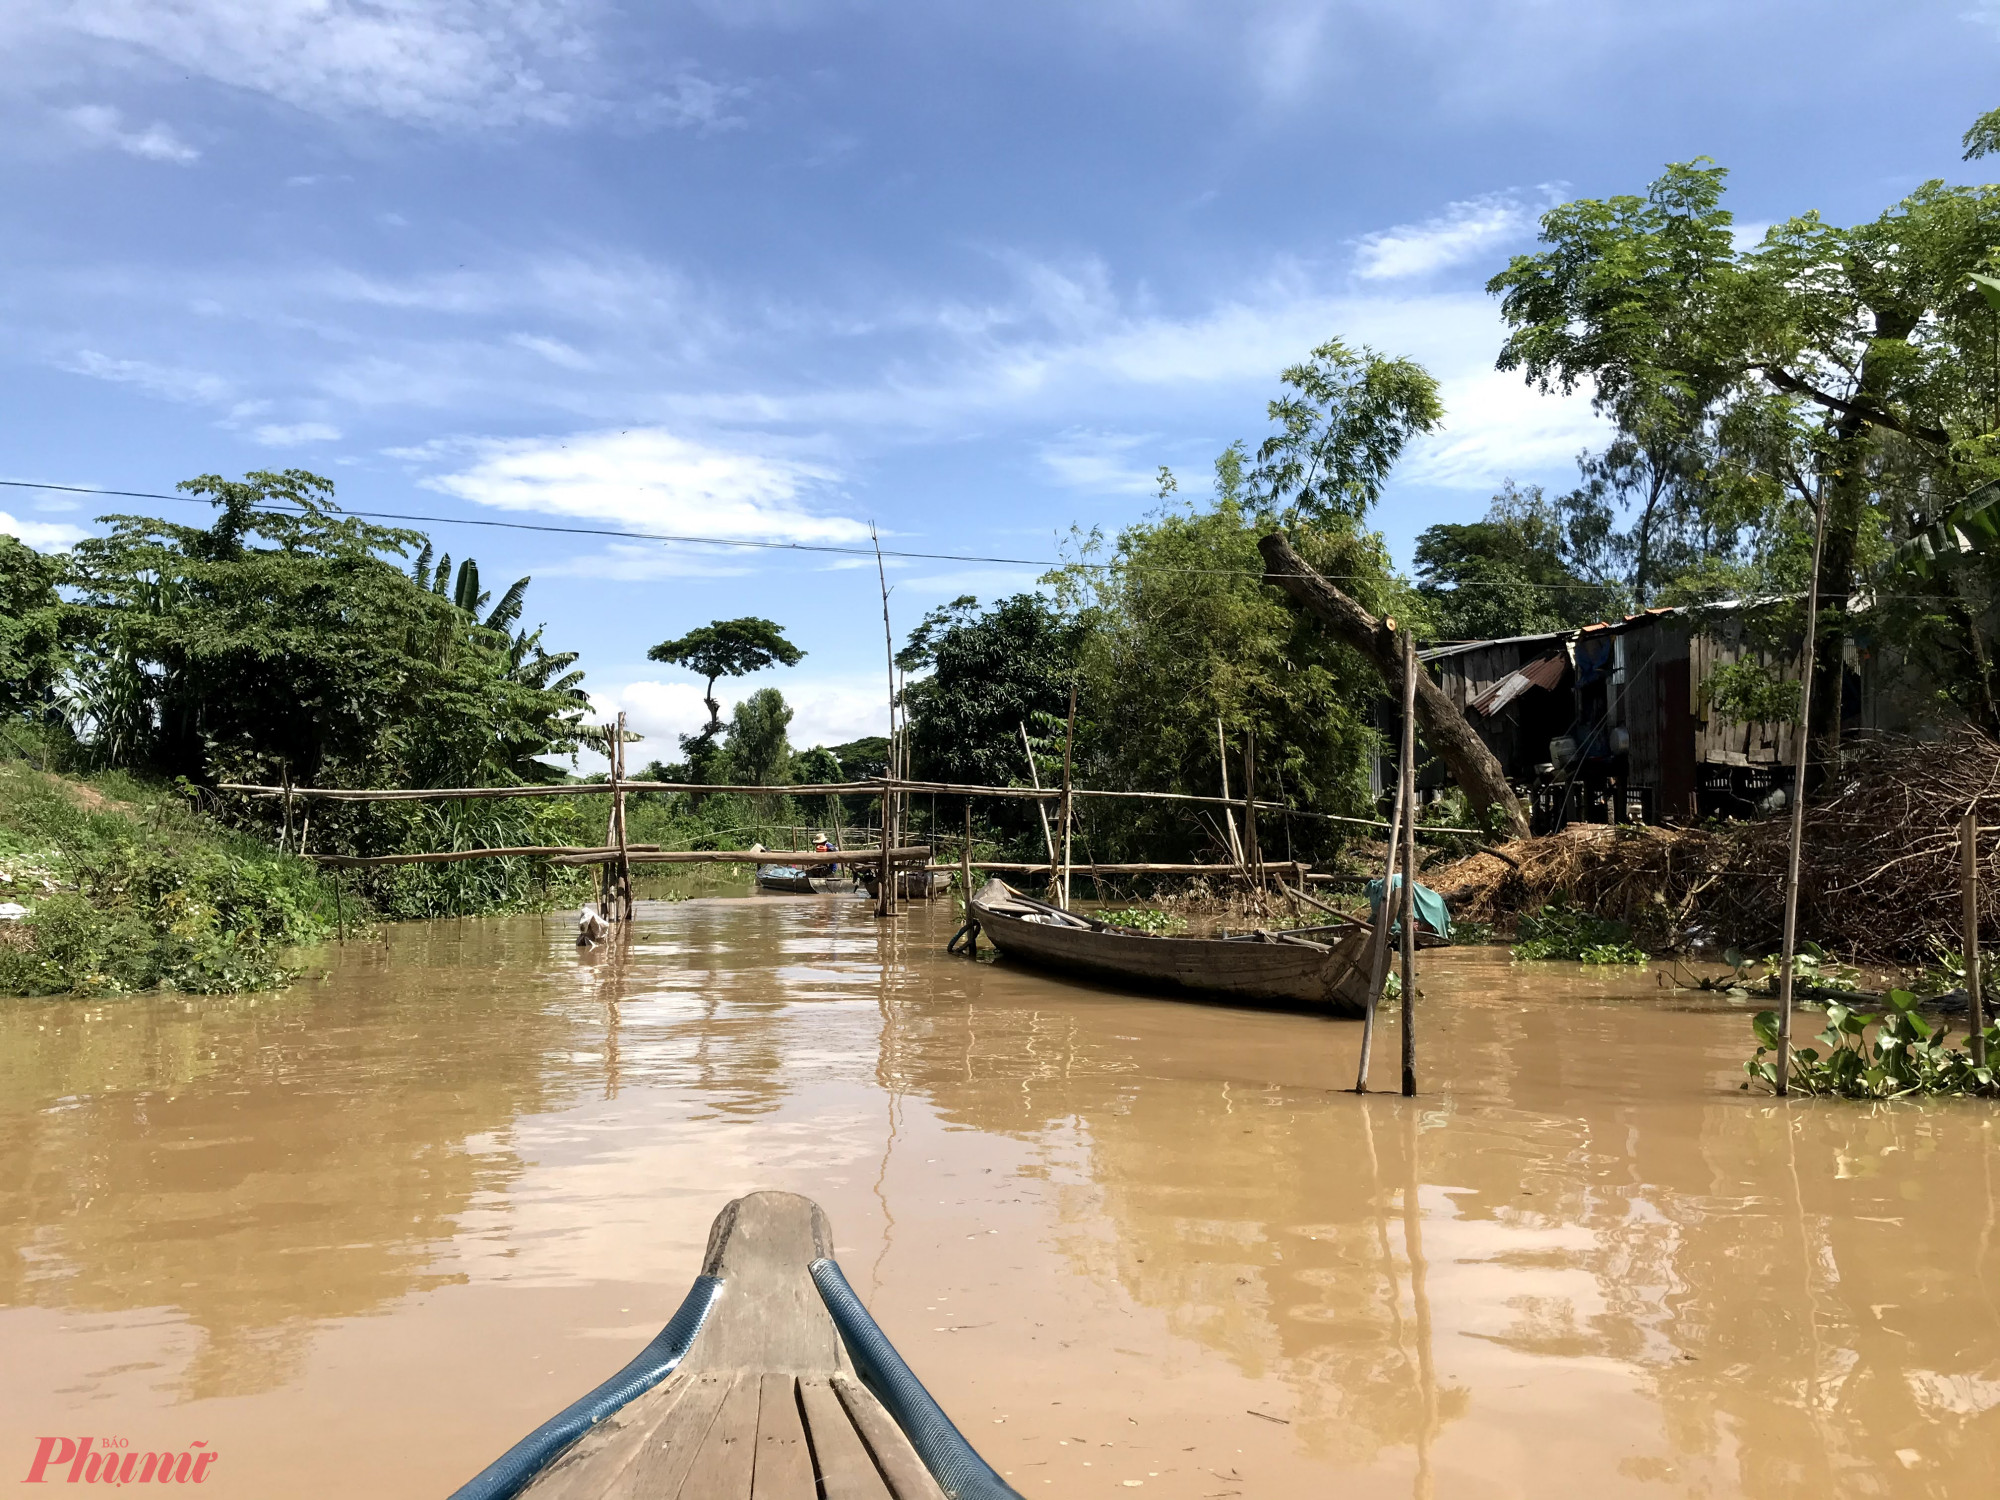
3,895 -> 1996,1496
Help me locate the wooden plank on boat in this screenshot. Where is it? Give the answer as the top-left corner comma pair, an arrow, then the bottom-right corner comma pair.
752,1374 -> 815,1499
797,1378 -> 893,1500
597,1374 -> 732,1500
833,1375 -> 949,1500
675,1372 -> 759,1496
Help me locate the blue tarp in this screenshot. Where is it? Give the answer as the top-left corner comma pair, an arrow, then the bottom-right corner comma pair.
1364,875 -> 1452,941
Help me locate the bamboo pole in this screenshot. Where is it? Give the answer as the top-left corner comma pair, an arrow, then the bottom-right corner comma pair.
222,776 -> 1465,822
1059,682 -> 1077,910
1775,488 -> 1831,1097
1356,623 -> 1412,1095
1217,718 -> 1246,870
945,859 -> 1312,876
874,525 -> 898,920
1019,722 -> 1059,877
1966,809 -> 1987,1069
1243,728 -> 1264,907
1400,629 -> 1420,1099
962,799 -> 977,957
613,714 -> 634,919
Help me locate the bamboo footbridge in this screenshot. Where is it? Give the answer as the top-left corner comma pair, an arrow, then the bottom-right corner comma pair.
221,710 -> 1476,927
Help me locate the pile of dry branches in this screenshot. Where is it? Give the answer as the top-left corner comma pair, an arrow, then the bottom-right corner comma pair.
1424,729 -> 2000,961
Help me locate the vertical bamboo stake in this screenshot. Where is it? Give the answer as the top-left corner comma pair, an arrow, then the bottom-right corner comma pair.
962,799 -> 977,956
876,778 -> 894,918
613,711 -> 633,920
1019,722 -> 1058,895
334,874 -> 346,943
1059,681 -> 1077,910
1243,728 -> 1263,909
1400,629 -> 1420,1099
1966,809 -> 1987,1069
1355,695 -> 1409,1094
1217,718 -> 1246,870
1775,488 -> 1831,1096
873,525 -> 898,919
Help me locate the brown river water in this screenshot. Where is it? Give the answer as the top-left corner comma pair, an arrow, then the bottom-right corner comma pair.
3,894 -> 1997,1497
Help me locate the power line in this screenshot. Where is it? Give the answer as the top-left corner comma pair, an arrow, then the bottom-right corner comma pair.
0,474 -> 1964,603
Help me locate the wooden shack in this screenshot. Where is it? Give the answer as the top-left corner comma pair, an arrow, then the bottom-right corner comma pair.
1422,604 -> 1915,829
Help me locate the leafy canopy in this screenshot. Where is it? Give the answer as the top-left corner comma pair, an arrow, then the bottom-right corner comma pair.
1415,482 -> 1627,641
1250,338 -> 1443,523
648,617 -> 805,732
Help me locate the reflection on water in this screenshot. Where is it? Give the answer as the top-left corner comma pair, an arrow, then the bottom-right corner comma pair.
1,897 -> 1996,1497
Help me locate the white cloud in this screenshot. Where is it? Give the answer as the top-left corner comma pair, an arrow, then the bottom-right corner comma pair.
0,510 -> 88,549
61,349 -> 230,404
61,104 -> 199,163
54,0 -> 597,128
1353,193 -> 1535,281
420,427 -> 869,543
540,542 -> 756,580
1400,367 -> 1605,488
252,420 -> 341,444
1037,429 -> 1161,495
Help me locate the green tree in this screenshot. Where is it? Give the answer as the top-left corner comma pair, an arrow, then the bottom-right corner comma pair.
1250,338 -> 1444,523
717,687 -> 795,786
1415,482 -> 1627,641
1489,149 -> 2000,737
1050,448 -> 1399,862
0,535 -> 68,723
62,470 -> 589,788
900,594 -> 1087,790
647,618 -> 805,735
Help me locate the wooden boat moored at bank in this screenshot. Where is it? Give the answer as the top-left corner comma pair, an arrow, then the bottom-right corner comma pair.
450,1191 -> 1018,1500
970,877 -> 1379,1014
755,865 -> 856,895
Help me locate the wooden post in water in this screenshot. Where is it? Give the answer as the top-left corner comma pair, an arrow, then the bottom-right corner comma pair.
1058,681 -> 1077,910
1355,637 -> 1409,1094
1775,488 -> 1830,1097
1966,809 -> 1986,1069
962,799 -> 977,956
876,778 -> 894,919
1399,629 -> 1420,1098
613,711 -> 634,920
334,874 -> 346,942
873,525 -> 898,920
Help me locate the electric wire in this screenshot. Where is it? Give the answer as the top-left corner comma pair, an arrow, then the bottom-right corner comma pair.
0,474 -> 1971,604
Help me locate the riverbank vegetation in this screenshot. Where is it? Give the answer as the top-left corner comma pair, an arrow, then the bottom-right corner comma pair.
0,761 -> 340,996
12,113 -> 2000,1004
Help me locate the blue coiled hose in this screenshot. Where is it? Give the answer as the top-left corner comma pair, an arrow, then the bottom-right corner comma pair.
446,1274 -> 723,1500
810,1258 -> 1024,1500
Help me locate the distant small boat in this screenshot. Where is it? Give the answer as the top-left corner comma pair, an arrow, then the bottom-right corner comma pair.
858,867 -> 954,901
451,1191 -> 1019,1500
755,865 -> 856,896
970,877 -> 1382,1013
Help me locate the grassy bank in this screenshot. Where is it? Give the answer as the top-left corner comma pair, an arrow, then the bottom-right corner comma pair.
0,762 -> 343,997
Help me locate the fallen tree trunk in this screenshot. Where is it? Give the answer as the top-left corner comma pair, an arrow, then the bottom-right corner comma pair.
1260,531 -> 1531,840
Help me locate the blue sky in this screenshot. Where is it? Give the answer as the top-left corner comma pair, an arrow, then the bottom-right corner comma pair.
2,1 -> 1995,759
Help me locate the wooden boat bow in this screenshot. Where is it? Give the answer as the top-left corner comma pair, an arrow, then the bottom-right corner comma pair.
452,1192 -> 1018,1500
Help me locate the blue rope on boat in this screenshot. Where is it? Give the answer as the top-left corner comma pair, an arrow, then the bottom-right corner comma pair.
810,1257 -> 1024,1500
445,1274 -> 723,1500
